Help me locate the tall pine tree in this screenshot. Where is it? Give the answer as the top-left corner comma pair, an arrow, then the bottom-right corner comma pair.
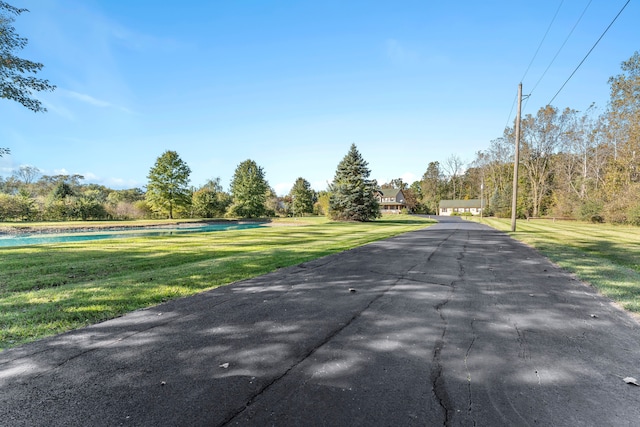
329,144 -> 380,221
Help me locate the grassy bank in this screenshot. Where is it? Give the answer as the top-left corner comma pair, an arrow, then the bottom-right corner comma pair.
0,216 -> 434,350
469,217 -> 640,315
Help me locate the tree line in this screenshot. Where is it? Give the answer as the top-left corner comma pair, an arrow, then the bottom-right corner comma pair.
0,144 -> 381,222
411,51 -> 640,225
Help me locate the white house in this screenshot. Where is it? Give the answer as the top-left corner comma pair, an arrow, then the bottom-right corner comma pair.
438,199 -> 484,216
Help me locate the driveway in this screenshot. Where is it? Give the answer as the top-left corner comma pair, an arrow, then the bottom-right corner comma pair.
1,216 -> 639,426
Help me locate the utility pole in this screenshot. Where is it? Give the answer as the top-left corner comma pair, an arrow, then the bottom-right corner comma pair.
511,83 -> 523,232
480,178 -> 484,221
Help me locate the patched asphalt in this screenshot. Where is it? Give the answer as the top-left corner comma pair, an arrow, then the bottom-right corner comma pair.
1,216 -> 640,426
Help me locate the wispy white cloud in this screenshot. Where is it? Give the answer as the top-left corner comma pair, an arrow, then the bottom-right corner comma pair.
62,89 -> 135,114
42,99 -> 76,120
66,91 -> 112,108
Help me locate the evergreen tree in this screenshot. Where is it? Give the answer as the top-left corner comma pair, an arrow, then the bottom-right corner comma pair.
146,150 -> 191,219
329,144 -> 380,221
228,159 -> 269,218
289,177 -> 315,216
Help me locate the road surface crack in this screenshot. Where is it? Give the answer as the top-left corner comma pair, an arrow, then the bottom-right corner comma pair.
219,278 -> 400,426
465,319 -> 477,426
431,285 -> 455,426
514,323 -> 530,360
427,230 -> 457,261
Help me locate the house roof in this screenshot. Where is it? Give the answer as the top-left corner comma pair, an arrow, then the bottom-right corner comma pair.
376,188 -> 404,197
439,199 -> 484,208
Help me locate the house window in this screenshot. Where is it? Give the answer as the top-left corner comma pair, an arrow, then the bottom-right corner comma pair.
442,208 -> 447,213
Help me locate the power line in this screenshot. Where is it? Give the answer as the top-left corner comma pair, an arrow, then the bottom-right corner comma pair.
520,0 -> 565,83
525,0 -> 593,110
548,0 -> 631,106
503,90 -> 518,132
505,1 -> 563,129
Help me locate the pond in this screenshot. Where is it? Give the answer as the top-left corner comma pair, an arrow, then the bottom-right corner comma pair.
0,223 -> 264,248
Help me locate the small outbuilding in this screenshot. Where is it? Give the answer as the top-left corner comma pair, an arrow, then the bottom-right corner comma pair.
439,199 -> 484,216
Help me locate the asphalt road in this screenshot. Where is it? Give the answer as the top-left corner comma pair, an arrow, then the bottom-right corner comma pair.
2,216 -> 640,426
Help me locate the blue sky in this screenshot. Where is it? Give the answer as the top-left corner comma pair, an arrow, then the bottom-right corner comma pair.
1,0 -> 638,195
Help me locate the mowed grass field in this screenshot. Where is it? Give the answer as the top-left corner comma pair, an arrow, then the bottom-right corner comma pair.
469,217 -> 640,315
0,216 -> 434,350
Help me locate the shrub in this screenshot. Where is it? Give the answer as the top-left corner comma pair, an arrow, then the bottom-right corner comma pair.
603,184 -> 640,225
0,194 -> 20,220
578,200 -> 604,223
627,204 -> 640,226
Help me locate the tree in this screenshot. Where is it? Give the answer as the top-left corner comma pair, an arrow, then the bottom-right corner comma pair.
381,178 -> 408,190
1,2 -> 55,113
314,190 -> 330,216
1,2 -> 55,162
328,144 -> 380,221
443,154 -> 464,199
471,134 -> 515,217
420,161 -> 444,214
605,52 -> 640,194
192,178 -> 231,218
52,181 -> 74,200
12,165 -> 40,184
106,188 -> 146,219
228,159 -> 269,218
0,1 -> 48,153
520,105 -> 564,217
146,150 -> 191,219
408,180 -> 426,213
289,177 -> 315,216
264,187 -> 279,217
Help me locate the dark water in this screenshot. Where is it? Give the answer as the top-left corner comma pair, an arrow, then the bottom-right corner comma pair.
0,223 -> 264,248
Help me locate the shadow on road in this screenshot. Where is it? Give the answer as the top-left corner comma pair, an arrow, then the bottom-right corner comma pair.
2,217 -> 640,426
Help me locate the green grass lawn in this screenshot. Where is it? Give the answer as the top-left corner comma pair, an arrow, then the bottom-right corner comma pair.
0,215 -> 434,350
469,217 -> 640,315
